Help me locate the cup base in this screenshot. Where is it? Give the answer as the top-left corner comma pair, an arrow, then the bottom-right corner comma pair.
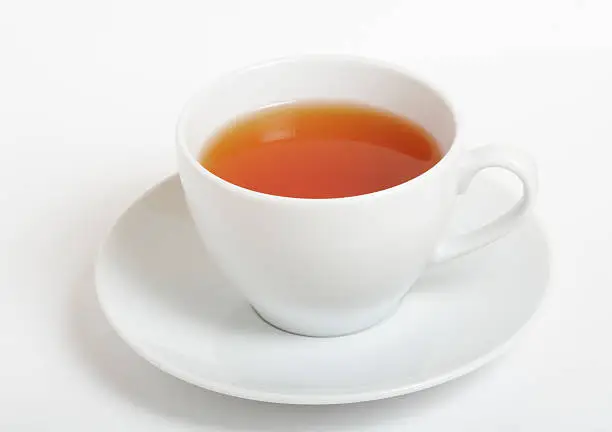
251,301 -> 402,338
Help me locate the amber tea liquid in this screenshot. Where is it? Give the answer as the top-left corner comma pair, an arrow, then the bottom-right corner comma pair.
200,103 -> 442,198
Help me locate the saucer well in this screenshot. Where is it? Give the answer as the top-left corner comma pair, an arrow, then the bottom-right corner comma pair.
95,175 -> 549,404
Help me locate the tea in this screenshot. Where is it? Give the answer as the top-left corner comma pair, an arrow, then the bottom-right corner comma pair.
200,103 -> 442,198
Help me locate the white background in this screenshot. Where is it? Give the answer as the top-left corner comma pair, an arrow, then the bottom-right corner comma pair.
1,0 -> 611,430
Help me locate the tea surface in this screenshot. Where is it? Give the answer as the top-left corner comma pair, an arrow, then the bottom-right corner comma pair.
200,103 -> 442,198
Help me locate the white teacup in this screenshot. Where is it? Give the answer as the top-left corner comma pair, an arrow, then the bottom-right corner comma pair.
176,56 -> 537,337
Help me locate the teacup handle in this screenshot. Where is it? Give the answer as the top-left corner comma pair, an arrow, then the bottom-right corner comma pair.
432,145 -> 538,263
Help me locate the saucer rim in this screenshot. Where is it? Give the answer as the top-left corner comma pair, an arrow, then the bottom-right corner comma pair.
95,174 -> 551,405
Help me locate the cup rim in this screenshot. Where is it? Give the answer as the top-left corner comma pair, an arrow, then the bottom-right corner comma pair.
176,54 -> 462,203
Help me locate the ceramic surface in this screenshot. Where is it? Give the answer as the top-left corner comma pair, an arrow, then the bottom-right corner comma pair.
176,57 -> 538,336
96,175 -> 549,404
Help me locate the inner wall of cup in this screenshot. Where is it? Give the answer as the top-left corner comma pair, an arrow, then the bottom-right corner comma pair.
180,59 -> 456,160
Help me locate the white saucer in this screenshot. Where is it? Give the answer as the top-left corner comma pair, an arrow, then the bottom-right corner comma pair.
96,175 -> 549,405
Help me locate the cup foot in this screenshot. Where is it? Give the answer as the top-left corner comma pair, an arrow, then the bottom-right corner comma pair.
251,301 -> 401,338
